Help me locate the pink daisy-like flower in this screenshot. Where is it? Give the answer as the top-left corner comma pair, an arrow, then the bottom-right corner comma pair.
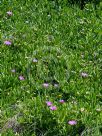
4,41 -> 12,46
7,11 -> 13,16
43,83 -> 49,88
46,101 -> 52,106
32,58 -> 38,63
68,120 -> 77,125
81,72 -> 88,77
59,99 -> 65,104
50,106 -> 57,111
19,75 -> 25,80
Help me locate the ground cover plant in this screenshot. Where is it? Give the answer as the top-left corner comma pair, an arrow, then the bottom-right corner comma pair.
0,0 -> 102,136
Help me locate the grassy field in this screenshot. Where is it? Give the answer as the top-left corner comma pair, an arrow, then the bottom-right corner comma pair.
0,0 -> 102,136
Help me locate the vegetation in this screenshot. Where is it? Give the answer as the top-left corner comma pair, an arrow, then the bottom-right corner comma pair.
0,0 -> 102,136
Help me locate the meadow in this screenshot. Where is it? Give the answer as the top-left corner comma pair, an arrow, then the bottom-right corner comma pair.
0,0 -> 102,136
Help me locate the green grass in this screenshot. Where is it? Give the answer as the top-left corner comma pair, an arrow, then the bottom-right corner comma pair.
0,0 -> 102,136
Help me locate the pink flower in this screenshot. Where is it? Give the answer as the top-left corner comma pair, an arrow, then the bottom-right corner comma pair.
81,72 -> 88,77
59,99 -> 65,104
68,120 -> 77,125
43,83 -> 49,88
7,11 -> 12,16
19,75 -> 25,80
46,101 -> 52,106
4,41 -> 12,46
50,106 -> 57,111
32,58 -> 38,63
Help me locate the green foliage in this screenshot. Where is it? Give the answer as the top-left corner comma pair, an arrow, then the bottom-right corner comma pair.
1,0 -> 102,136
